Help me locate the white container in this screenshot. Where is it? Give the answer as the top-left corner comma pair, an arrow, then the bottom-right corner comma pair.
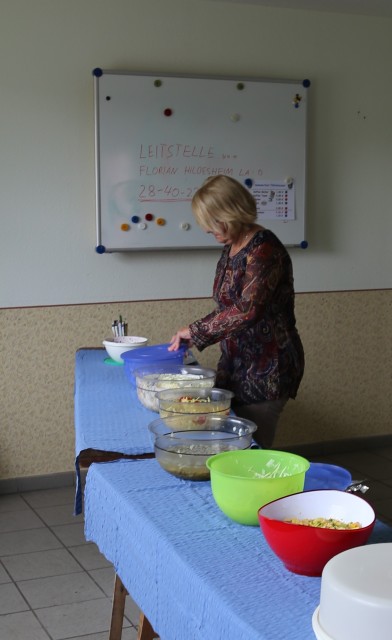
313,542 -> 392,640
103,336 -> 148,363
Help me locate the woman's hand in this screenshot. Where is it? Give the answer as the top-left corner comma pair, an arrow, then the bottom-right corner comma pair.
168,326 -> 192,351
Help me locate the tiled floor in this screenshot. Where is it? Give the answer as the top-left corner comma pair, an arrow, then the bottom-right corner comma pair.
1,447 -> 392,640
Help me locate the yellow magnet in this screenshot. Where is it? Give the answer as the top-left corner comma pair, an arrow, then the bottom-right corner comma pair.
156,218 -> 166,226
121,223 -> 130,231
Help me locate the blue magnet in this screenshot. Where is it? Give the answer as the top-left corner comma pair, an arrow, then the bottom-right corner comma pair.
92,68 -> 103,77
131,215 -> 140,223
300,240 -> 308,249
302,79 -> 311,88
244,179 -> 253,188
96,244 -> 106,254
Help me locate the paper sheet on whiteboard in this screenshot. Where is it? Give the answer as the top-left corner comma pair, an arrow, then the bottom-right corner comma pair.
253,181 -> 295,221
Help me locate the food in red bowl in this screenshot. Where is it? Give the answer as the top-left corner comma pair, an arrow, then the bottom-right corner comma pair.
258,489 -> 375,577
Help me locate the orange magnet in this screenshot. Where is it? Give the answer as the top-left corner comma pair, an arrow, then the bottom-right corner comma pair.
156,217 -> 166,226
121,223 -> 130,231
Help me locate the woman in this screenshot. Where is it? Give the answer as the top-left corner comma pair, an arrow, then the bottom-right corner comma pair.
169,175 -> 304,448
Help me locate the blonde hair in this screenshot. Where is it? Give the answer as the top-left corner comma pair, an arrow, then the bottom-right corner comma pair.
191,175 -> 257,238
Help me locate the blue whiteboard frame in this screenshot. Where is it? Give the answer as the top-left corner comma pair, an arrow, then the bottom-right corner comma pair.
93,69 -> 310,253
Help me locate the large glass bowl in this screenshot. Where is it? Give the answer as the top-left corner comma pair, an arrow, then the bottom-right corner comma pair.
134,364 -> 216,412
149,414 -> 257,480
156,387 -> 234,423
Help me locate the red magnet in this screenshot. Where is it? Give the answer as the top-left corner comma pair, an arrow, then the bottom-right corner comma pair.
163,108 -> 173,117
145,213 -> 154,221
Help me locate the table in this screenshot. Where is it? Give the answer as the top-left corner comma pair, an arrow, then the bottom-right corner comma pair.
84,458 -> 392,640
74,349 -> 156,514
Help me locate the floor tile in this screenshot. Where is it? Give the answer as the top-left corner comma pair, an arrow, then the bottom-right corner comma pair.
17,572 -> 105,609
372,446 -> 392,461
0,561 -> 11,584
88,568 -> 140,625
2,548 -> 82,581
35,504 -> 83,527
371,497 -> 392,525
88,567 -> 115,597
69,544 -> 112,571
68,629 -> 139,640
0,582 -> 29,614
51,522 -> 88,547
354,478 -> 392,501
0,495 -> 31,513
0,528 -> 62,557
0,610 -> 50,640
35,598 -> 130,640
22,487 -> 76,508
0,509 -> 44,534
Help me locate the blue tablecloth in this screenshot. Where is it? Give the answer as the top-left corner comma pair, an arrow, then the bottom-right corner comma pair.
84,458 -> 392,640
74,349 -> 156,513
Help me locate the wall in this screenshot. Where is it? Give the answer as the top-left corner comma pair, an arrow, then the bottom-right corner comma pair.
1,290 -> 391,479
0,0 -> 391,481
0,0 -> 391,308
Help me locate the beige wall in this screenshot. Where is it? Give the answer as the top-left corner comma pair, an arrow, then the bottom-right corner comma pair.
1,289 -> 391,479
1,1 -> 392,482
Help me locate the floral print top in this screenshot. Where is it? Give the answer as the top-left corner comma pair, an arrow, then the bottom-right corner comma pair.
189,229 -> 304,404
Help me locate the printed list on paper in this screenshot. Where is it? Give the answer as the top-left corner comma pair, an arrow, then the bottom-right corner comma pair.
253,181 -> 295,221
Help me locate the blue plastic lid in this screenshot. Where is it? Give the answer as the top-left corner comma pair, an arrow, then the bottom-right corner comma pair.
304,462 -> 352,491
121,343 -> 187,363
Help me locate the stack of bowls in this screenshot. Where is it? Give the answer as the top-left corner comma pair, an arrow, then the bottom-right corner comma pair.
121,343 -> 187,384
134,364 -> 216,412
313,543 -> 392,640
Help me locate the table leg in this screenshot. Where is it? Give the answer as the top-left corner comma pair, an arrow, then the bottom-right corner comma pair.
109,574 -> 128,640
137,612 -> 158,640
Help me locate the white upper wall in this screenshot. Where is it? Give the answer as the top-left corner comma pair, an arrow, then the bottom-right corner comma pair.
0,0 -> 391,307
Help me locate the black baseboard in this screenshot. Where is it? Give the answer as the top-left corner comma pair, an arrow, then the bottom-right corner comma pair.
279,433 -> 392,458
0,469 -> 87,495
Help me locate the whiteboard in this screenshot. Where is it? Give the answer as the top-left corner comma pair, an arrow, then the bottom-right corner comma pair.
93,69 -> 310,253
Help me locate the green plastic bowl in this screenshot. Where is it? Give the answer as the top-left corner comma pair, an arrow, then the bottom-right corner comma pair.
206,449 -> 310,526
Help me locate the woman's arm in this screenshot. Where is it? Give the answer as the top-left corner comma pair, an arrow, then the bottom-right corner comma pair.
190,241 -> 286,350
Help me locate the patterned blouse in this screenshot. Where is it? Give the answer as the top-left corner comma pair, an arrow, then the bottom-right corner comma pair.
189,229 -> 304,404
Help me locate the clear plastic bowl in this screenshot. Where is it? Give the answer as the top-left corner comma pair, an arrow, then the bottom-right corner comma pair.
156,387 -> 234,422
149,414 -> 257,480
134,364 -> 216,412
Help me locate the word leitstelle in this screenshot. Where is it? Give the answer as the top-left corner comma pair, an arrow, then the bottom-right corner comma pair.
139,144 -> 214,160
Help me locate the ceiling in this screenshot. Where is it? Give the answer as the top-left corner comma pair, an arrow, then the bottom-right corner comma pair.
204,0 -> 392,18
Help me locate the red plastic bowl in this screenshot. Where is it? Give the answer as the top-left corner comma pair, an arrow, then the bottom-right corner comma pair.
258,489 -> 375,577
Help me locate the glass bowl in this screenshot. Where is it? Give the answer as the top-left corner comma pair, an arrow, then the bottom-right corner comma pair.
149,414 -> 257,480
156,387 -> 234,423
134,364 -> 216,412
